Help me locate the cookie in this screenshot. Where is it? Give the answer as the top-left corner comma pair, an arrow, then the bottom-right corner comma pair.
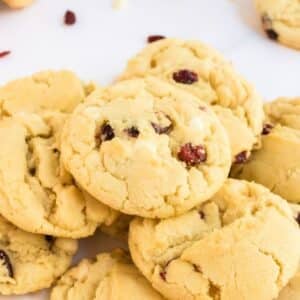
119,38 -> 264,162
2,0 -> 33,8
61,77 -> 231,218
0,112 -> 119,238
233,98 -> 300,203
255,0 -> 300,50
50,249 -> 164,300
0,215 -> 77,295
0,70 -> 86,115
129,179 -> 300,300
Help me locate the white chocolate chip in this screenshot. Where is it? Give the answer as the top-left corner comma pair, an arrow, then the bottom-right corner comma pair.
189,117 -> 204,131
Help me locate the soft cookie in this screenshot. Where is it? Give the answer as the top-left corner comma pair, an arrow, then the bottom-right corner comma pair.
0,112 -> 118,237
119,38 -> 264,162
0,70 -> 87,115
255,0 -> 300,50
0,215 -> 77,295
50,249 -> 164,300
61,77 -> 231,218
2,0 -> 33,8
233,98 -> 300,203
129,179 -> 300,300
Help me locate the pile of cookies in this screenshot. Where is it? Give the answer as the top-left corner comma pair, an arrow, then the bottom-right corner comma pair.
0,38 -> 299,300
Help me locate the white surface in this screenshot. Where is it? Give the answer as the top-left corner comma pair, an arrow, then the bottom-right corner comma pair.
0,0 -> 299,299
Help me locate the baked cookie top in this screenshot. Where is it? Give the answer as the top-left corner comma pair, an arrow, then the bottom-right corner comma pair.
0,112 -> 118,238
50,249 -> 164,300
61,77 -> 231,218
0,215 -> 77,295
129,179 -> 300,300
256,0 -> 300,50
120,38 -> 264,162
0,70 -> 86,115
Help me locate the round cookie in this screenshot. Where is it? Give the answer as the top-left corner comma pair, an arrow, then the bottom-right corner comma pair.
0,70 -> 86,115
50,249 -> 164,300
0,215 -> 77,295
255,0 -> 300,50
119,38 -> 264,162
2,0 -> 33,8
0,112 -> 118,238
61,77 -> 231,218
129,179 -> 300,300
233,98 -> 300,203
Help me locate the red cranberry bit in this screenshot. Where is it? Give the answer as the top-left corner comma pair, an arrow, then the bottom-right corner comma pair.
199,211 -> 205,219
265,29 -> 278,41
234,151 -> 249,164
296,213 -> 300,226
64,10 -> 76,25
178,143 -> 207,166
151,122 -> 173,135
159,270 -> 167,281
262,123 -> 274,135
95,123 -> 115,146
0,250 -> 13,278
0,51 -> 11,58
126,126 -> 140,138
147,35 -> 166,43
173,70 -> 198,85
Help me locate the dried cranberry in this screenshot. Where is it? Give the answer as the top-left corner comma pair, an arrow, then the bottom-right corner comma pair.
173,70 -> 198,84
234,151 -> 249,164
199,211 -> 205,219
178,143 -> 207,166
64,10 -> 76,25
126,126 -> 140,138
296,213 -> 300,226
147,35 -> 166,43
151,122 -> 173,135
0,51 -> 11,58
0,250 -> 13,278
262,124 -> 273,135
95,123 -> 115,146
265,29 -> 278,41
159,270 -> 167,281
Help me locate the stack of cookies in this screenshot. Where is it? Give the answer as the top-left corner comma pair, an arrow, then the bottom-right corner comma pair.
0,38 -> 299,300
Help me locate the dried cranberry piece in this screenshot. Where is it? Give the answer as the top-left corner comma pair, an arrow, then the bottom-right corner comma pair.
265,29 -> 278,40
0,250 -> 13,278
126,126 -> 140,138
262,123 -> 274,135
261,14 -> 278,41
159,270 -> 167,281
296,213 -> 300,226
147,35 -> 166,43
199,211 -> 205,219
95,123 -> 115,146
64,10 -> 76,25
178,143 -> 207,166
0,51 -> 11,58
234,151 -> 249,164
173,70 -> 198,84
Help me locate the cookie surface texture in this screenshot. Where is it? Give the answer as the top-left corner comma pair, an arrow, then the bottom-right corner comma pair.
129,179 -> 300,300
62,77 -> 231,218
120,38 -> 264,161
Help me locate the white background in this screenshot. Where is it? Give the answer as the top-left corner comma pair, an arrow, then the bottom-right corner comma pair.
0,0 -> 299,299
